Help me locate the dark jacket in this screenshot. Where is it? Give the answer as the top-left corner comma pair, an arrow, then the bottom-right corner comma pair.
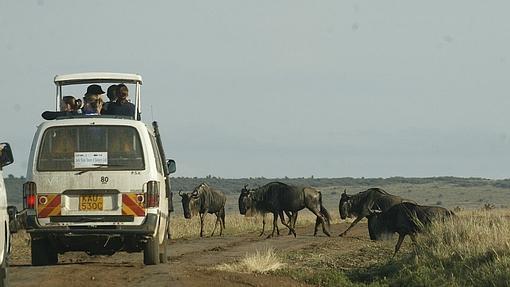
104,101 -> 138,119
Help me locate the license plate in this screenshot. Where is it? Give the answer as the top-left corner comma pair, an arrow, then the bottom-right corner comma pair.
79,195 -> 104,211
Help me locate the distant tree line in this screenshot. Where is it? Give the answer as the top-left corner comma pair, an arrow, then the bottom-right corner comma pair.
4,175 -> 510,208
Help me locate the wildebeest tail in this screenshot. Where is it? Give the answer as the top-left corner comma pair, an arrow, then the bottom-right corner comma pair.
319,191 -> 331,227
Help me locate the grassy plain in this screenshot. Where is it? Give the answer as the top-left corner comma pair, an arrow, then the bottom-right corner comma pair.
170,180 -> 510,287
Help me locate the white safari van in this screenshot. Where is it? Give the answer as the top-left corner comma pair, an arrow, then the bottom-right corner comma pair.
0,143 -> 14,286
24,73 -> 176,265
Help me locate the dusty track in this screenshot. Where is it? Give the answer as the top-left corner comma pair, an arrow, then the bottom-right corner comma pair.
9,222 -> 377,287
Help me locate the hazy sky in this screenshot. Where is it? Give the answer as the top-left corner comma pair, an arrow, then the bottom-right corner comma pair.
1,1 -> 510,178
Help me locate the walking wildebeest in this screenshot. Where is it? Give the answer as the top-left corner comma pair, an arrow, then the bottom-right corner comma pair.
240,184 -> 298,236
339,188 -> 412,239
368,202 -> 454,255
179,183 -> 226,237
239,182 -> 331,238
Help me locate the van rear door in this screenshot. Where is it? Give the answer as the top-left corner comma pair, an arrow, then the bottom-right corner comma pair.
35,125 -> 146,222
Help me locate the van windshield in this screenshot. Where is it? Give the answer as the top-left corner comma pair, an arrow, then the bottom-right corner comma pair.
37,126 -> 144,171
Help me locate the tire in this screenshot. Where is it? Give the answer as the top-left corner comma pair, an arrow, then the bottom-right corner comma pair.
143,234 -> 159,265
159,236 -> 168,264
0,260 -> 7,287
159,218 -> 170,263
31,238 -> 58,266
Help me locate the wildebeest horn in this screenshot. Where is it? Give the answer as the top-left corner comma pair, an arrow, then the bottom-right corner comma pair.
343,189 -> 347,195
178,190 -> 183,197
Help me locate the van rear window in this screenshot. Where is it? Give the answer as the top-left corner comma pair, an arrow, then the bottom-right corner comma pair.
37,126 -> 144,171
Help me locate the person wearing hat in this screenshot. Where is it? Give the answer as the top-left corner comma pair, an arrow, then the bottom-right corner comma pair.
82,84 -> 105,115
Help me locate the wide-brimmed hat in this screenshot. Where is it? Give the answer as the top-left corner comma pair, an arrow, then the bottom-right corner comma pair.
85,84 -> 105,96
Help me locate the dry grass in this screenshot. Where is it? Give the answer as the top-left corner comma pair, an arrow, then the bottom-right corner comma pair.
215,248 -> 285,274
385,209 -> 510,286
170,212 -> 332,239
418,209 -> 510,260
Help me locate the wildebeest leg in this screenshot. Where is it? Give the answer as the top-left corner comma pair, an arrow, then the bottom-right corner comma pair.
221,207 -> 225,230
292,212 -> 298,229
287,211 -> 298,235
314,216 -> 320,236
200,212 -> 206,237
279,211 -> 296,237
259,214 -> 266,237
219,207 -> 225,236
339,216 -> 363,237
309,208 -> 331,237
267,213 -> 278,239
393,233 -> 406,256
210,212 -> 219,237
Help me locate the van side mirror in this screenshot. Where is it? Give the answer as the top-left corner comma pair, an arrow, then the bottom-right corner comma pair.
0,143 -> 14,168
166,159 -> 176,175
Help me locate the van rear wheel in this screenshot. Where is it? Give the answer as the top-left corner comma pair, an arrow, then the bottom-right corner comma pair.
143,235 -> 159,265
31,238 -> 58,266
159,236 -> 168,263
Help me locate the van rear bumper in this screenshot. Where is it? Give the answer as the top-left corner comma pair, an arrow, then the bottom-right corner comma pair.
26,213 -> 158,235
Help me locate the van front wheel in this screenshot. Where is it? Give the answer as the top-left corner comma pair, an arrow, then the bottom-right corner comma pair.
143,235 -> 159,265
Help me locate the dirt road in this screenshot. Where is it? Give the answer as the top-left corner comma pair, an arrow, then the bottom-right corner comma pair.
8,222 -> 381,287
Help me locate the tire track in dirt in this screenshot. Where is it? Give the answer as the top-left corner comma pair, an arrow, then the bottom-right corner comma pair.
9,222 -> 370,287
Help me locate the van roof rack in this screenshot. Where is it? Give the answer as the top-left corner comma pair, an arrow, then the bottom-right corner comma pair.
54,72 -> 142,86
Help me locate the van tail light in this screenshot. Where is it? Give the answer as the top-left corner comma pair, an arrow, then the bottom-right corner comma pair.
23,181 -> 37,209
146,181 -> 160,208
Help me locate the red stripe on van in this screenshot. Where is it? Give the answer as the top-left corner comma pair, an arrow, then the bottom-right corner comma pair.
37,195 -> 62,218
122,194 -> 145,216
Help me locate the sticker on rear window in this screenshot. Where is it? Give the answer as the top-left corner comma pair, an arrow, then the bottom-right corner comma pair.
74,152 -> 108,168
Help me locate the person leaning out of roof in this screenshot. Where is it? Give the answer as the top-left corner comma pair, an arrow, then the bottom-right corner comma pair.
41,95 -> 82,120
82,84 -> 105,115
104,84 -> 138,119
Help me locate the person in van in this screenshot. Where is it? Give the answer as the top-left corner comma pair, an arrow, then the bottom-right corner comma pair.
82,95 -> 104,115
41,95 -> 82,120
104,84 -> 137,119
101,84 -> 119,114
82,84 -> 105,115
61,95 -> 83,113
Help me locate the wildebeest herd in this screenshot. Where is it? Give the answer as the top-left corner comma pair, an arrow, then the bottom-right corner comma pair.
179,182 -> 454,255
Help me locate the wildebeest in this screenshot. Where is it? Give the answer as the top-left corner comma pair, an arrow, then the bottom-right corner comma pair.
368,202 -> 454,255
239,182 -> 331,238
179,183 -> 226,237
339,188 -> 411,238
